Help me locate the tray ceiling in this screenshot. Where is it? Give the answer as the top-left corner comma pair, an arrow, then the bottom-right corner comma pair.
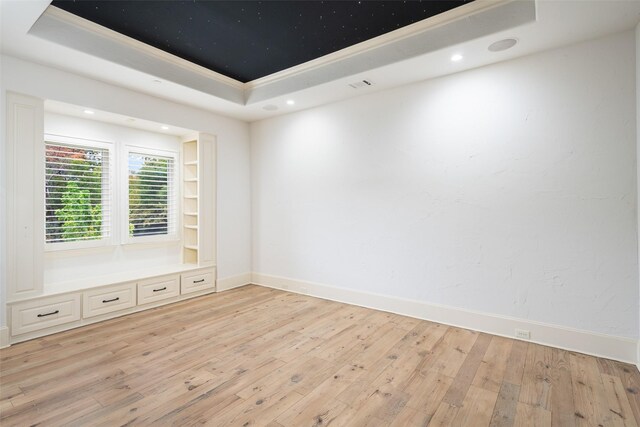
51,0 -> 471,83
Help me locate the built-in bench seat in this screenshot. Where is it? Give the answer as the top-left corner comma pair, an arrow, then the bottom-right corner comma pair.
8,264 -> 216,344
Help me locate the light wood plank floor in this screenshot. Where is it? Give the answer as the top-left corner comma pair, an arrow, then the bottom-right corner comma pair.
1,285 -> 639,426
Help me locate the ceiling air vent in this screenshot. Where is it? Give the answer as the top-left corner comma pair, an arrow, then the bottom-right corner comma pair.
348,79 -> 374,89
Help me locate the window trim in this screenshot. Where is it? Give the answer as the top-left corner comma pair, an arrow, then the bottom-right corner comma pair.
44,134 -> 115,252
122,145 -> 180,245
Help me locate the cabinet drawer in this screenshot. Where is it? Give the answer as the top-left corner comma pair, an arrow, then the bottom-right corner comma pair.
181,269 -> 215,294
138,274 -> 180,305
83,282 -> 136,318
11,294 -> 81,336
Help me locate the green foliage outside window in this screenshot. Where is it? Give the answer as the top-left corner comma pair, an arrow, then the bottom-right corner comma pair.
128,155 -> 170,237
45,144 -> 106,244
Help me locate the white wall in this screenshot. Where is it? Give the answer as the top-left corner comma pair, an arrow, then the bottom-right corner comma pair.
0,55 -> 252,326
251,31 -> 639,339
636,22 -> 640,362
0,54 -> 6,334
43,112 -> 183,284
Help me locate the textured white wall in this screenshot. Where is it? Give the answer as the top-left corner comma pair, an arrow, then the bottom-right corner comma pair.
0,55 -> 252,326
636,22 -> 640,355
0,55 -> 5,332
251,31 -> 639,338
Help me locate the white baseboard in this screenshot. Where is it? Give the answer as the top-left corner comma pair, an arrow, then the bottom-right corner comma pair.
0,326 -> 9,349
251,273 -> 639,365
217,272 -> 252,292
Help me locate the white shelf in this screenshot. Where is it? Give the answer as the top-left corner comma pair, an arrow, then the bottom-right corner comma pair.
182,134 -> 214,267
183,139 -> 199,265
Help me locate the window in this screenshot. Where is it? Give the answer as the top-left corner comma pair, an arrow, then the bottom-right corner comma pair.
126,148 -> 177,242
45,138 -> 112,249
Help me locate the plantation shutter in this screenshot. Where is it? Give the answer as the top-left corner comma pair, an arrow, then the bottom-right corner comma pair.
45,142 -> 110,243
128,152 -> 176,237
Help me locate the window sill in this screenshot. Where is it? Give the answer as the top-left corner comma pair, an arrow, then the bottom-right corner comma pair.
45,238 -> 181,257
121,237 -> 181,247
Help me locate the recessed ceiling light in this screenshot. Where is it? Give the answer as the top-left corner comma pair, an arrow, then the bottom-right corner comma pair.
263,105 -> 278,111
161,125 -> 169,130
286,100 -> 295,105
83,109 -> 95,115
488,38 -> 518,52
450,54 -> 463,62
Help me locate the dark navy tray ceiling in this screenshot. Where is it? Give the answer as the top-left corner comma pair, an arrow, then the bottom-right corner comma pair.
51,1 -> 472,83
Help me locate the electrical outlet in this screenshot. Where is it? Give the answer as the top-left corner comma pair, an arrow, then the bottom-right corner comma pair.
515,329 -> 531,340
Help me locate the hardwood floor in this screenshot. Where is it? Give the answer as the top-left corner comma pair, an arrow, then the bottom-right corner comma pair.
1,285 -> 639,426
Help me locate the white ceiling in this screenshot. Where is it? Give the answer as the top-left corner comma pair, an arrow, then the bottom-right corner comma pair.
2,0 -> 640,123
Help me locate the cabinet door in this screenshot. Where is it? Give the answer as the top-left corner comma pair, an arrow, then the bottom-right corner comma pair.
11,294 -> 81,336
83,283 -> 136,318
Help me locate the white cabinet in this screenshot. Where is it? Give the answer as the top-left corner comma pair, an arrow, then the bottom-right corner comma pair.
181,268 -> 215,294
83,282 -> 136,318
138,274 -> 180,305
11,293 -> 81,336
8,266 -> 216,344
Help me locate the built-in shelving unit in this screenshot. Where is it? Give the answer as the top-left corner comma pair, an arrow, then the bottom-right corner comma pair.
181,133 -> 216,267
182,139 -> 199,264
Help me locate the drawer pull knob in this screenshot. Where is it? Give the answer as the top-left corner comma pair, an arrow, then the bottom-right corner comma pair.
193,279 -> 205,283
153,287 -> 167,292
37,310 -> 59,318
103,297 -> 120,303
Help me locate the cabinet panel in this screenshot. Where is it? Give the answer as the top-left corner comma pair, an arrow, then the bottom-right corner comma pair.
83,283 -> 136,318
198,133 -> 216,266
6,92 -> 45,300
138,275 -> 180,305
11,294 -> 81,336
